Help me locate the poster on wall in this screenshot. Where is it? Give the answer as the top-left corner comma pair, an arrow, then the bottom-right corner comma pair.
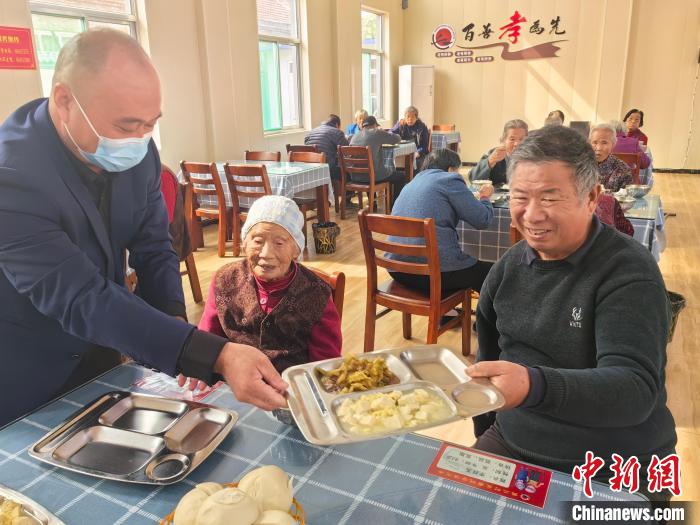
0,26 -> 37,70
431,11 -> 567,63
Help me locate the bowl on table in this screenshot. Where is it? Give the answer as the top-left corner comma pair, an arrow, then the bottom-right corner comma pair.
616,196 -> 636,211
469,179 -> 493,192
625,184 -> 651,199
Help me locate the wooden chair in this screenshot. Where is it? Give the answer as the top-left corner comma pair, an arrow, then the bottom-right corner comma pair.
432,124 -> 456,131
162,164 -> 202,302
286,144 -> 340,212
180,161 -> 231,257
615,152 -> 641,185
289,151 -> 326,248
306,266 -> 346,322
286,144 -> 320,158
223,163 -> 272,254
245,150 -> 281,162
338,145 -> 390,220
358,208 -> 474,356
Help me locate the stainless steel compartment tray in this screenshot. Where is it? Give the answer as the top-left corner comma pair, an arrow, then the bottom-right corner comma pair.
282,346 -> 504,445
0,483 -> 65,525
28,391 -> 237,485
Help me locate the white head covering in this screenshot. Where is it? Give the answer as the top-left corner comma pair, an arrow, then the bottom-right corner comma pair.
241,196 -> 305,252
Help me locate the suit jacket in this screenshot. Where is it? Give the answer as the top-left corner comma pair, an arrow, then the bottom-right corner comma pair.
0,99 -> 193,425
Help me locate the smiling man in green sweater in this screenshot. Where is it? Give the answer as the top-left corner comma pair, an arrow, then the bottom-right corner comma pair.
467,125 -> 676,503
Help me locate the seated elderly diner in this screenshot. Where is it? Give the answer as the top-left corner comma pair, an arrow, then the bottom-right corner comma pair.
198,196 -> 342,372
623,108 -> 648,145
470,119 -> 528,186
589,123 -> 633,192
388,149 -> 495,293
346,109 -> 368,137
389,105 -> 430,160
305,114 -> 349,182
467,125 -> 676,504
611,119 -> 651,169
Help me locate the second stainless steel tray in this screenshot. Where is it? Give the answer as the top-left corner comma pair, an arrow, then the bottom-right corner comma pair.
0,484 -> 65,525
28,391 -> 237,485
283,345 -> 504,445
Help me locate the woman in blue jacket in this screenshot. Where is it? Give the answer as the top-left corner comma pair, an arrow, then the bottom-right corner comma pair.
388,149 -> 495,292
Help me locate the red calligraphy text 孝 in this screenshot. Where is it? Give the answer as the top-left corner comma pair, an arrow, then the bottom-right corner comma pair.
499,10 -> 527,44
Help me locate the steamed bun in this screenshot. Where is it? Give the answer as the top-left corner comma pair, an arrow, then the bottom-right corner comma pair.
238,466 -> 293,512
254,510 -> 297,525
196,488 -> 260,525
173,483 -> 223,525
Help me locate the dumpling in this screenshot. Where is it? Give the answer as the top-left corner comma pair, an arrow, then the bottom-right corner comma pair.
196,488 -> 259,525
173,483 -> 223,525
254,510 -> 297,525
238,466 -> 293,512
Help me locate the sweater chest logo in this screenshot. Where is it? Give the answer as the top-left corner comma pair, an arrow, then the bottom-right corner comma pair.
569,307 -> 583,328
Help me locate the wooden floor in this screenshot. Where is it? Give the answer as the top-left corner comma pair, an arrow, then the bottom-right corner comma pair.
182,171 -> 698,502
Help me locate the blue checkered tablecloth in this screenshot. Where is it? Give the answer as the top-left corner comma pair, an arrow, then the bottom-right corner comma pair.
431,132 -> 460,151
458,200 -> 660,263
179,160 -> 333,210
0,364 -> 646,524
381,142 -> 417,173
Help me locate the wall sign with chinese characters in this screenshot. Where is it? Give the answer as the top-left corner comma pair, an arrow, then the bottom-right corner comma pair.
427,443 -> 552,508
0,26 -> 37,70
431,11 -> 567,63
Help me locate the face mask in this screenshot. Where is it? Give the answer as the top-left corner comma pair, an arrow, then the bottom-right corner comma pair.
63,94 -> 152,172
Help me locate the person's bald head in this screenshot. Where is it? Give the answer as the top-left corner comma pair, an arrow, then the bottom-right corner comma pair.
49,29 -> 162,170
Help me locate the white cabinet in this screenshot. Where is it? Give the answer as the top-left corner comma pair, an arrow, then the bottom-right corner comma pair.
398,65 -> 434,127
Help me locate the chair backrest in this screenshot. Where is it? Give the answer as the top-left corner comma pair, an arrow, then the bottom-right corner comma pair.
289,151 -> 327,164
432,124 -> 455,131
358,208 -> 442,306
223,163 -> 272,214
306,266 -> 346,321
338,145 -> 376,186
286,144 -> 320,159
569,121 -> 590,138
245,150 -> 281,162
614,152 -> 641,184
160,164 -> 179,223
179,161 -> 226,213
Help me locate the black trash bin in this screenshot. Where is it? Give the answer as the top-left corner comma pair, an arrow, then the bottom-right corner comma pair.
667,290 -> 686,343
312,222 -> 341,254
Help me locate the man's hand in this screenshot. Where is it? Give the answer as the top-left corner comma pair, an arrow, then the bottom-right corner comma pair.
214,342 -> 288,411
487,145 -> 507,168
466,361 -> 530,409
177,374 -> 208,392
478,184 -> 494,199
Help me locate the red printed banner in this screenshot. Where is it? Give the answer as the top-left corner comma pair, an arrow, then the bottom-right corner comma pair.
0,26 -> 37,70
427,443 -> 552,509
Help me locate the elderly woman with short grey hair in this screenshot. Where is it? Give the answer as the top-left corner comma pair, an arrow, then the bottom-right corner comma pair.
470,119 -> 529,186
390,105 -> 430,159
346,109 -> 369,137
589,123 -> 632,192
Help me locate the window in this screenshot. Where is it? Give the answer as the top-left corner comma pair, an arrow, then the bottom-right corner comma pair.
361,9 -> 384,119
256,0 -> 302,132
30,0 -> 137,96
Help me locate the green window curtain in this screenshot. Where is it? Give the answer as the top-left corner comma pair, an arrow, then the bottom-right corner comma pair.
259,41 -> 282,132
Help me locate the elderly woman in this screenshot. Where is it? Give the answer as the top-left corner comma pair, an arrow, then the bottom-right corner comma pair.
622,108 -> 648,146
198,196 -> 342,372
470,119 -> 528,186
388,149 -> 495,293
390,105 -> 430,159
346,109 -> 368,137
589,123 -> 633,192
610,120 -> 650,169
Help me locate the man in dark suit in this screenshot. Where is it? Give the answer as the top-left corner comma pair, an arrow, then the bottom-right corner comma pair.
0,29 -> 286,426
